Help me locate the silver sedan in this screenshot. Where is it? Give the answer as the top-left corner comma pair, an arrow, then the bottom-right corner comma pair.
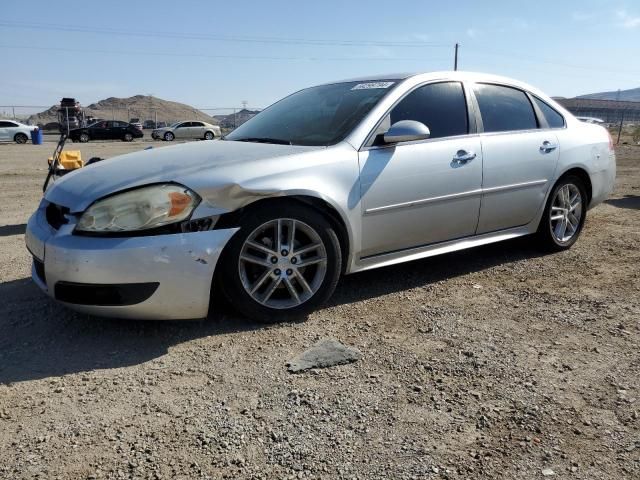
152,120 -> 221,141
26,72 -> 616,321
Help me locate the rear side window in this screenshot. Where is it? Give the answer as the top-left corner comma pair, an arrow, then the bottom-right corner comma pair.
532,96 -> 565,128
474,84 -> 537,133
192,122 -> 204,127
390,82 -> 468,139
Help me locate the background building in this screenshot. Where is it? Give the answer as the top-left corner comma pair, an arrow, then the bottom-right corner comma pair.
556,98 -> 640,124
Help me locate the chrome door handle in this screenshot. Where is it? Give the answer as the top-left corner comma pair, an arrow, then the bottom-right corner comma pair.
453,150 -> 476,165
540,141 -> 558,153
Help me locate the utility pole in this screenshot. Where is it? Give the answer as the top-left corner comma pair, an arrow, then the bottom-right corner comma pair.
617,110 -> 625,145
454,43 -> 459,71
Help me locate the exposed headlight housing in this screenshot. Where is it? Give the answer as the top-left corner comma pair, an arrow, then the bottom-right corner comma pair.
76,184 -> 200,233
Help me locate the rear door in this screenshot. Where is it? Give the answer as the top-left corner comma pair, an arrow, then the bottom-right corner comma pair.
472,83 -> 560,233
358,81 -> 483,257
191,121 -> 205,138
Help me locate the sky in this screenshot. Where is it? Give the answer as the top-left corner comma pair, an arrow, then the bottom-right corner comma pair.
1,0 -> 639,114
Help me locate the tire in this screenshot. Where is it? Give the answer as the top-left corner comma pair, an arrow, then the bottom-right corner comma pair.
204,131 -> 215,140
14,133 -> 28,144
79,133 -> 90,143
123,133 -> 133,142
536,175 -> 587,251
217,202 -> 342,322
164,132 -> 174,141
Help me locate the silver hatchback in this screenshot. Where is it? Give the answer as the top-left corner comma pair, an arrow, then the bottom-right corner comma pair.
26,71 -> 616,321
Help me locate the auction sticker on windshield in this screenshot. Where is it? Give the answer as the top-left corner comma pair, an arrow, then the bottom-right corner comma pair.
351,82 -> 395,90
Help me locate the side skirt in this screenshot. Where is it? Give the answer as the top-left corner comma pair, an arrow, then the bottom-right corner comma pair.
350,225 -> 532,273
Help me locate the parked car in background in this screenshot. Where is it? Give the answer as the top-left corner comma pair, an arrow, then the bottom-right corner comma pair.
130,122 -> 143,132
26,72 -> 616,322
152,121 -> 221,141
0,119 -> 37,144
69,120 -> 144,142
40,122 -> 62,132
156,121 -> 167,129
576,116 -> 605,125
143,120 -> 156,129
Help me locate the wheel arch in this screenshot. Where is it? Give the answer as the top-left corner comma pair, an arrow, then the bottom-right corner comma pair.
213,194 -> 351,274
555,166 -> 593,204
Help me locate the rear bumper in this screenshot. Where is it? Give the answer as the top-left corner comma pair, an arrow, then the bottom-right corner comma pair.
26,201 -> 238,320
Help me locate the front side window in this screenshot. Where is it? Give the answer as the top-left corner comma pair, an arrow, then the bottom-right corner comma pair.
389,82 -> 468,139
0,121 -> 18,127
474,84 -> 537,133
532,96 -> 565,128
226,80 -> 398,146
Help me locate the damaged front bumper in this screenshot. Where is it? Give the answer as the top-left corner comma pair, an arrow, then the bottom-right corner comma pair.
25,201 -> 238,320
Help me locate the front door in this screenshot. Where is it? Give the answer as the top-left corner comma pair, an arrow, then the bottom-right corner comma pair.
174,122 -> 191,138
472,83 -> 560,233
358,81 -> 483,258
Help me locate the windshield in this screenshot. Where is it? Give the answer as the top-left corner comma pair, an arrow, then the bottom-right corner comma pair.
169,122 -> 181,128
225,80 -> 398,146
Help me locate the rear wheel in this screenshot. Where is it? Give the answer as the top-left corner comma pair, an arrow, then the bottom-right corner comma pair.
537,175 -> 587,251
14,133 -> 28,144
204,131 -> 215,140
218,203 -> 342,322
164,132 -> 174,141
79,133 -> 90,143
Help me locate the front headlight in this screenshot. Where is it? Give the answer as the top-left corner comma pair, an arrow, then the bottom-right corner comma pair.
76,184 -> 200,233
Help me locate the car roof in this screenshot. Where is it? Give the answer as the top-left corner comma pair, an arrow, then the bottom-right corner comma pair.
318,71 -> 548,97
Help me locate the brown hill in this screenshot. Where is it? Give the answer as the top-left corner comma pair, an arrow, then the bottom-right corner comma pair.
28,95 -> 217,126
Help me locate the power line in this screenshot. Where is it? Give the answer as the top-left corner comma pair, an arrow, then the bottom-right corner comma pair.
464,46 -> 640,77
0,44 -> 451,63
0,21 -> 450,48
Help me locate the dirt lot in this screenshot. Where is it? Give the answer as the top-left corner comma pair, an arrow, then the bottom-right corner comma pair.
0,140 -> 638,479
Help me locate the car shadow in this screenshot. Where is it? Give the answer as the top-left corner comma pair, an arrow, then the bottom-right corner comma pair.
328,236 -> 546,307
0,223 -> 26,237
0,278 -> 263,385
605,195 -> 640,210
0,236 -> 545,385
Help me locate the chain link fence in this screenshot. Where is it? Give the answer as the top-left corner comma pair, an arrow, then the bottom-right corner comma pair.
0,105 -> 261,134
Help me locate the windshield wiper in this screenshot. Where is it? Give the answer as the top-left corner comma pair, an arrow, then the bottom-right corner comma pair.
232,137 -> 292,145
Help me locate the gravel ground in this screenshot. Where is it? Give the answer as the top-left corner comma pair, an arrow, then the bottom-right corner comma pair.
0,140 -> 638,479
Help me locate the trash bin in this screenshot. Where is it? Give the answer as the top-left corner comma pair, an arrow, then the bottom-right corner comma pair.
31,128 -> 43,145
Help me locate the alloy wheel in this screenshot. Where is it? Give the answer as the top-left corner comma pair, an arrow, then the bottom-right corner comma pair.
238,218 -> 327,309
549,183 -> 582,243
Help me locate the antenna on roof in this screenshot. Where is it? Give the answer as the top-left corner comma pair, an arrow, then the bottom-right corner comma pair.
454,43 -> 459,71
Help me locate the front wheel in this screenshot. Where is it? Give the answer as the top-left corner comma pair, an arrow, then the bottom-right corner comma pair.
79,133 -> 90,143
164,132 -> 174,141
218,203 -> 342,322
123,132 -> 133,142
14,133 -> 28,144
536,175 -> 587,251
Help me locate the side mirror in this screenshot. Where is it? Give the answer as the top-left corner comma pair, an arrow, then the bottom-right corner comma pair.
383,120 -> 430,144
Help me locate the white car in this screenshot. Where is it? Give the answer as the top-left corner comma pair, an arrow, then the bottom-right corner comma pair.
0,119 -> 37,144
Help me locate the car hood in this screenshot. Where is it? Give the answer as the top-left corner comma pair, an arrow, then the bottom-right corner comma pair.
45,140 -> 323,212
